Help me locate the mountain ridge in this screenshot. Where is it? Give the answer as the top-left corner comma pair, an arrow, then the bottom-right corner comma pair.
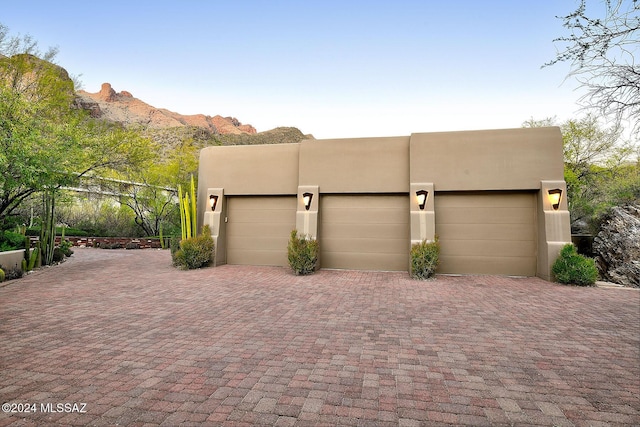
1,52 -> 311,145
77,83 -> 258,135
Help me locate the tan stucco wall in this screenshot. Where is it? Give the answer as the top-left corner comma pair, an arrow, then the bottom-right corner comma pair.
410,127 -> 564,191
198,127 -> 570,279
198,143 -> 300,197
299,136 -> 410,193
198,143 -> 300,234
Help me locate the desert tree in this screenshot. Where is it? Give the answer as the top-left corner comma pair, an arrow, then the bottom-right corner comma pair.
546,0 -> 639,136
524,115 -> 638,231
1,23 -> 157,264
118,135 -> 199,236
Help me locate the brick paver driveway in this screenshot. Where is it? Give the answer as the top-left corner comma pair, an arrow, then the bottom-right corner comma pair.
1,248 -> 638,426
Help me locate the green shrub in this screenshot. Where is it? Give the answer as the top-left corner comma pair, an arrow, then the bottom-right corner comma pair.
170,236 -> 181,256
52,247 -> 65,263
287,230 -> 319,275
552,243 -> 598,286
410,238 -> 440,280
100,242 -> 123,249
172,225 -> 215,270
59,239 -> 74,257
2,266 -> 22,280
0,231 -> 27,252
5,266 -> 24,280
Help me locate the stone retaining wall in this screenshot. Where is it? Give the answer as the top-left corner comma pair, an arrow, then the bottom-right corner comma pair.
24,236 -> 168,249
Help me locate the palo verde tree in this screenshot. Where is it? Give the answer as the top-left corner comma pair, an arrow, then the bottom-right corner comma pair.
546,0 -> 639,136
118,132 -> 199,237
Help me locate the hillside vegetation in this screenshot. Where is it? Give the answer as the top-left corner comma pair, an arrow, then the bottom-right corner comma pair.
1,23 -> 311,241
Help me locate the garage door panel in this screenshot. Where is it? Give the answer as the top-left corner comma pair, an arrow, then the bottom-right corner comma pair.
231,210 -> 297,224
322,237 -> 408,254
227,236 -> 291,251
436,224 -> 536,241
229,223 -> 293,238
226,196 -> 296,266
325,209 -> 406,224
322,252 -> 408,271
227,249 -> 286,266
440,239 -> 537,258
439,256 -> 535,276
437,207 -> 534,224
321,195 -> 409,271
435,192 -> 537,276
322,223 -> 409,239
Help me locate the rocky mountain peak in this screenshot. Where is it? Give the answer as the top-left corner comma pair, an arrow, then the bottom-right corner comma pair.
98,82 -> 116,101
76,83 -> 257,135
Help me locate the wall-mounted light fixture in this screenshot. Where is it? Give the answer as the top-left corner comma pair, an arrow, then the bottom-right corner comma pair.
547,188 -> 562,211
416,190 -> 429,210
303,192 -> 313,211
209,194 -> 219,212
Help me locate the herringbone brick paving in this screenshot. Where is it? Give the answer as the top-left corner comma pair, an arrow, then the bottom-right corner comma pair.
0,248 -> 638,426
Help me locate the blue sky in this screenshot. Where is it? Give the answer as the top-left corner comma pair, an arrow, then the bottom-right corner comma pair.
3,0 -> 588,138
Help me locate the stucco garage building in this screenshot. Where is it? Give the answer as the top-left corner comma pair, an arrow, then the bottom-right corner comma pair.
198,127 -> 571,280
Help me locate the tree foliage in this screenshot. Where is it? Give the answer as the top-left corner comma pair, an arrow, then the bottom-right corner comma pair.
0,23 -> 157,241
116,133 -> 199,236
0,53 -> 76,225
524,115 -> 639,232
546,0 -> 640,135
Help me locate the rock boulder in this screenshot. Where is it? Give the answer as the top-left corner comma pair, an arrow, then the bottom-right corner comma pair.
593,204 -> 640,287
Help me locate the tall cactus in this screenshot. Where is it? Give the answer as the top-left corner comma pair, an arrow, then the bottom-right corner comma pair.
23,235 -> 30,263
190,175 -> 197,238
178,175 -> 198,240
40,190 -> 56,266
23,235 -> 33,272
178,184 -> 186,240
183,192 -> 192,240
28,245 -> 39,271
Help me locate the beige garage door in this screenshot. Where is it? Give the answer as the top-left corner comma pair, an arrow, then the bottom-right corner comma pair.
435,192 -> 537,276
321,195 -> 409,271
226,196 -> 296,266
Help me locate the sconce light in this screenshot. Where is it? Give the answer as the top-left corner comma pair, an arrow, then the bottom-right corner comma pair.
416,190 -> 429,210
547,188 -> 562,211
302,192 -> 313,211
209,194 -> 219,212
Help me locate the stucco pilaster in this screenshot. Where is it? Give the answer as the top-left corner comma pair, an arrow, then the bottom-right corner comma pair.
295,185 -> 319,239
537,180 -> 572,281
203,187 -> 225,266
410,182 -> 435,245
